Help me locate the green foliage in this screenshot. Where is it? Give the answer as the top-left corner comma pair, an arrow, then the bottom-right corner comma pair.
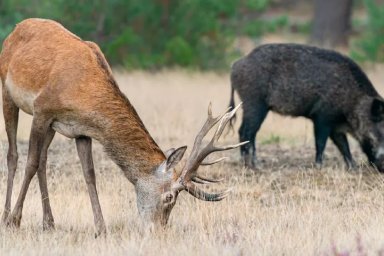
165,37 -> 195,66
261,134 -> 281,145
0,1 -> 27,41
243,15 -> 288,37
351,0 -> 384,63
0,0 -> 284,69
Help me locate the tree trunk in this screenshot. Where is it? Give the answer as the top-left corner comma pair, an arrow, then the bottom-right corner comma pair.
310,0 -> 353,47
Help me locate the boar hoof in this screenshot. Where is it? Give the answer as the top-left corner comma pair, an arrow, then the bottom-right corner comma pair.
243,155 -> 262,171
315,162 -> 322,170
346,162 -> 358,172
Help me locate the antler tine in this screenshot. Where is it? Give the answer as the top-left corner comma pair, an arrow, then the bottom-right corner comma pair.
212,141 -> 249,152
180,103 -> 246,181
185,183 -> 231,201
192,176 -> 223,184
201,157 -> 227,166
188,104 -> 223,156
175,103 -> 245,201
213,103 -> 242,142
183,103 -> 227,173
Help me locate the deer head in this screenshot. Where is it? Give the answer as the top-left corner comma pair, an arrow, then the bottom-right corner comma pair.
135,103 -> 247,228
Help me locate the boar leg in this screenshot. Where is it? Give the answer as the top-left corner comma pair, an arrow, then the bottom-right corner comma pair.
313,119 -> 331,168
239,103 -> 268,169
330,130 -> 357,170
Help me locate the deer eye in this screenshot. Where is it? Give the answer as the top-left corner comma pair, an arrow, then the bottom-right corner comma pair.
164,193 -> 173,203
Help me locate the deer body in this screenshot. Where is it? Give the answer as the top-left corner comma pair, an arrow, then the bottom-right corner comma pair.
1,19 -> 244,235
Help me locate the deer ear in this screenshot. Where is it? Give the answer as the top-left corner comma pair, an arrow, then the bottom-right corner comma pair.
164,148 -> 176,158
166,146 -> 187,170
371,98 -> 384,122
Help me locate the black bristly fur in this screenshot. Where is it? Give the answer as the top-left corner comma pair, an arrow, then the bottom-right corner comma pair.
229,43 -> 384,171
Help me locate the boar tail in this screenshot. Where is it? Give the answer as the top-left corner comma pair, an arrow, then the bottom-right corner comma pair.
228,85 -> 236,132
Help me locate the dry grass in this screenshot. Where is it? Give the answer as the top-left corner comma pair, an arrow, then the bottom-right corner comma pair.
1,69 -> 384,255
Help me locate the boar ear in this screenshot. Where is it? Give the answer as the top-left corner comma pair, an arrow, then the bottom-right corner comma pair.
371,98 -> 384,122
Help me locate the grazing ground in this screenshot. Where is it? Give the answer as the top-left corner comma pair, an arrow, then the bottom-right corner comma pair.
1,69 -> 384,255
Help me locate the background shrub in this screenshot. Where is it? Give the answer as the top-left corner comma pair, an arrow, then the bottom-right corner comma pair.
0,0 -> 289,70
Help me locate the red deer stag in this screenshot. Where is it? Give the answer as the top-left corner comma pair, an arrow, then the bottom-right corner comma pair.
0,18 -> 246,236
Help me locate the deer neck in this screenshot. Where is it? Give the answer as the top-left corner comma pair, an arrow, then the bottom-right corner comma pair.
92,86 -> 166,184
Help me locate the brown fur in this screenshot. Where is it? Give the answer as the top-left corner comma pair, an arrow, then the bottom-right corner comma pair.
1,19 -> 236,235
0,18 -> 169,235
0,18 -> 165,173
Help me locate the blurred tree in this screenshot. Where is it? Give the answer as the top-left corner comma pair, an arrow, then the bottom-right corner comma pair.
0,0 -> 287,70
310,0 -> 353,47
351,0 -> 384,63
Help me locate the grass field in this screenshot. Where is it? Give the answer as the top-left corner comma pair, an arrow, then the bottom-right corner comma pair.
2,69 -> 384,255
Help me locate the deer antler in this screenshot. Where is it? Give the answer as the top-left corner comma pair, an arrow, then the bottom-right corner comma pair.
175,103 -> 248,201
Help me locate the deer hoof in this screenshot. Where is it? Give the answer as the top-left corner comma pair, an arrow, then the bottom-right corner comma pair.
6,213 -> 21,228
43,219 -> 55,231
1,210 -> 10,224
94,225 -> 107,238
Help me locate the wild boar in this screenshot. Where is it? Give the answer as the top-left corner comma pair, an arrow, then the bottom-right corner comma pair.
229,43 -> 384,171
